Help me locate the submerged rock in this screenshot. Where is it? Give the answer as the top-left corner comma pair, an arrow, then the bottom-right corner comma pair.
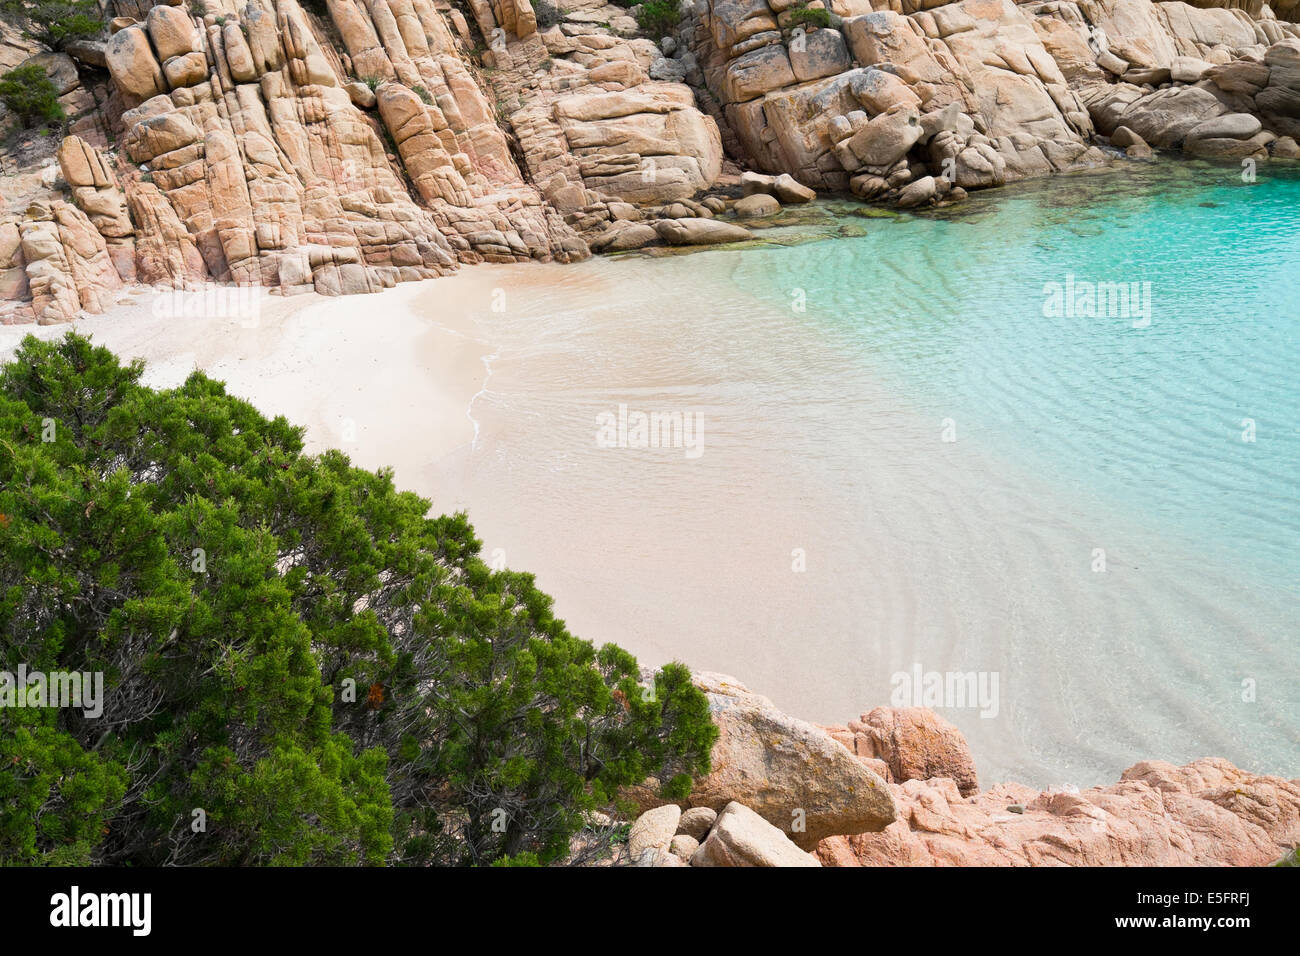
653,218 -> 753,245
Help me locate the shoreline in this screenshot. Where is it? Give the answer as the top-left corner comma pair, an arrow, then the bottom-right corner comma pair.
3,196 -> 1296,792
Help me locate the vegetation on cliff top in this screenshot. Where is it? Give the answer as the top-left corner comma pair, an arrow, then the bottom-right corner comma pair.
0,333 -> 717,866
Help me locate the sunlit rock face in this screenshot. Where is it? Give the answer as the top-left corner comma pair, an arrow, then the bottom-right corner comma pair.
3,0 -> 1300,321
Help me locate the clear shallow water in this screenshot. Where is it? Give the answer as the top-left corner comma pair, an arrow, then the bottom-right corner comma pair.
431,159 -> 1299,788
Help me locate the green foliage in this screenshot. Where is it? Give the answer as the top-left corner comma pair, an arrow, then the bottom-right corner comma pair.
1276,846 -> 1300,866
0,333 -> 717,867
787,3 -> 832,29
412,84 -> 432,105
533,0 -> 560,28
361,74 -> 381,91
0,0 -> 102,51
635,0 -> 680,39
491,852 -> 540,867
0,64 -> 64,130
189,0 -> 207,15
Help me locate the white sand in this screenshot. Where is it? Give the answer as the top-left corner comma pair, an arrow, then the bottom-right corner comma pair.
0,279 -> 496,479
7,258 -> 1296,789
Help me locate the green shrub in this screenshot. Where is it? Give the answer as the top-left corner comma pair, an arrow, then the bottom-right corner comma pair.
362,74 -> 381,91
787,2 -> 832,29
189,0 -> 207,15
533,0 -> 560,27
1276,846 -> 1300,866
0,64 -> 65,129
636,0 -> 681,38
0,0 -> 103,51
0,333 -> 718,866
412,83 -> 432,105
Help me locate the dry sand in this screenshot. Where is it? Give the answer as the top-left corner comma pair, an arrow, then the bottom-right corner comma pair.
0,278 -> 500,479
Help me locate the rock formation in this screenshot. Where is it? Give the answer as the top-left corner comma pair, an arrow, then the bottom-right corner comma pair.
626,671 -> 898,848
1,0 -> 1299,322
821,705 -> 1300,866
624,675 -> 1299,867
817,752 -> 1300,867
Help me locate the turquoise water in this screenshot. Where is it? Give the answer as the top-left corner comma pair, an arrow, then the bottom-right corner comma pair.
440,159 -> 1299,787
745,162 -> 1300,584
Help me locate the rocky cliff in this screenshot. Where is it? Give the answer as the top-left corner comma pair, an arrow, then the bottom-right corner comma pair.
1,0 -> 1298,322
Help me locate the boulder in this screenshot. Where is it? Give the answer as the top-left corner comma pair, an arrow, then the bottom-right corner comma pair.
345,80 -> 376,109
628,804 -> 680,862
897,175 -> 937,208
223,22 -> 258,83
734,192 -> 780,217
692,802 -> 821,867
590,221 -> 659,252
1092,85 -> 1226,148
1170,56 -> 1212,84
789,28 -> 851,83
676,806 -> 717,841
850,67 -> 921,115
1096,50 -> 1129,76
64,40 -> 108,69
686,673 -> 896,848
1273,135 -> 1300,159
105,26 -> 166,103
843,706 -> 980,796
1186,132 -> 1270,160
163,51 -> 208,89
846,108 -> 923,169
21,53 -> 79,95
723,44 -> 796,103
1109,125 -> 1147,149
669,834 -> 699,860
1185,112 -> 1262,143
772,173 -> 816,203
653,218 -> 752,245
146,4 -> 198,62
648,57 -> 687,83
740,170 -> 778,196
1206,58 -> 1271,96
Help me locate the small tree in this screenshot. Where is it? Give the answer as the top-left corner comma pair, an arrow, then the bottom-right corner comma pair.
0,64 -> 65,129
636,0 -> 681,39
0,0 -> 103,51
787,2 -> 832,29
0,333 -> 718,867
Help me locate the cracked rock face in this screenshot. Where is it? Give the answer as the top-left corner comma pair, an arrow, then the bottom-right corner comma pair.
3,0 -> 1300,322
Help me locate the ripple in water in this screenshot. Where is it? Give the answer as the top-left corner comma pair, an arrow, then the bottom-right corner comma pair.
431,159 -> 1300,788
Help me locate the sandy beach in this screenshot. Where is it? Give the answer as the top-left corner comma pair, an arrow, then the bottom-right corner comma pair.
0,277 -> 501,486
4,229 -> 1297,792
